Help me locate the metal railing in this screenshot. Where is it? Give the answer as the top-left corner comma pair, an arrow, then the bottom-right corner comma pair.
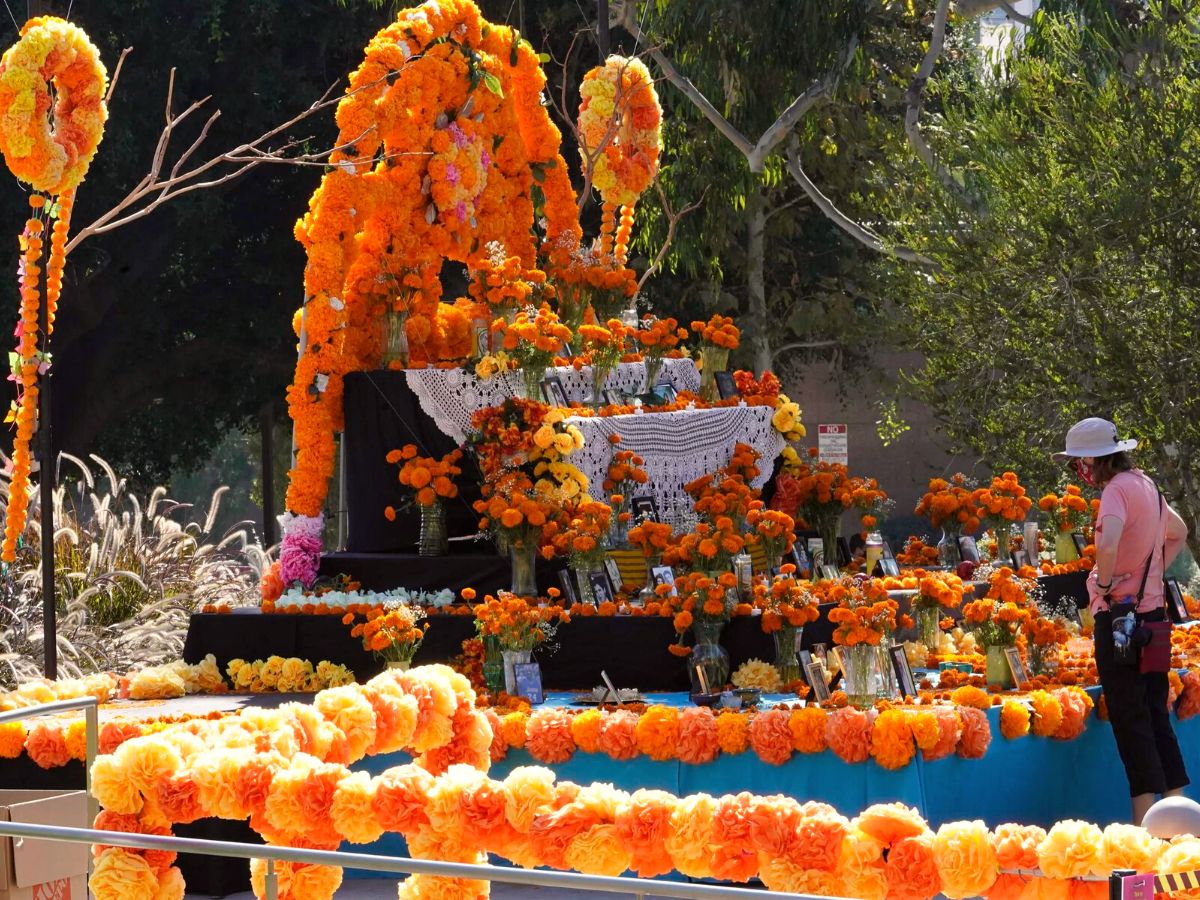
0,819 -> 843,900
0,696 -> 98,824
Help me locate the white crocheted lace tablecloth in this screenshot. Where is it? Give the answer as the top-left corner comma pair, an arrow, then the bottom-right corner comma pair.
405,357 -> 700,444
569,405 -> 785,528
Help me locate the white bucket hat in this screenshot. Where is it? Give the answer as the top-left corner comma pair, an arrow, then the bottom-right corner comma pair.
1052,417 -> 1138,461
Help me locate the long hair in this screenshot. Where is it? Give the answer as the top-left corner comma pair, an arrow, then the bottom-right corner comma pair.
1094,451 -> 1133,486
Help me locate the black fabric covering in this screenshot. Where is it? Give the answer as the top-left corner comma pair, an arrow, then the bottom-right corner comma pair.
185,608 -> 836,692
342,369 -> 484,553
317,550 -> 540,595
1038,571 -> 1090,609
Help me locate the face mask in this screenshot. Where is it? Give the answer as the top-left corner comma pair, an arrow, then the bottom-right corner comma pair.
1075,458 -> 1096,487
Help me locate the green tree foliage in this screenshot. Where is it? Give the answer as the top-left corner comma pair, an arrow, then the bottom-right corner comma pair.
883,5 -> 1200,549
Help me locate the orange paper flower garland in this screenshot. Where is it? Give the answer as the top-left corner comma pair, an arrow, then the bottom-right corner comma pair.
0,18 -> 106,562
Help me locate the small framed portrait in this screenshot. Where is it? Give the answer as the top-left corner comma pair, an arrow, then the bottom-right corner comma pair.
1165,576 -> 1191,624
791,544 -> 811,577
650,565 -> 677,596
1071,532 -> 1089,555
630,495 -> 659,523
836,537 -> 852,568
807,538 -> 825,568
820,564 -> 841,581
881,540 -> 896,560
714,371 -> 739,400
601,389 -> 622,406
604,556 -> 624,594
957,535 -> 980,564
556,568 -> 578,605
1011,549 -> 1030,569
879,557 -> 901,578
1003,646 -> 1030,689
561,343 -> 575,359
474,325 -> 491,357
804,662 -> 831,703
540,376 -> 569,407
655,381 -> 678,404
588,570 -> 615,605
811,643 -> 829,668
513,662 -> 544,704
889,646 -> 917,699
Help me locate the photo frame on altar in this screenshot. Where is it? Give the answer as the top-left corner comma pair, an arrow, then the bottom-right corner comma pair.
650,565 -> 677,596
655,381 -> 678,404
791,544 -> 812,577
836,537 -> 852,568
1071,532 -> 1089,555
588,570 -> 615,605
605,556 -> 624,593
804,662 -> 831,703
889,646 -> 917,699
957,535 -> 980,564
473,325 -> 491,358
819,564 -> 841,581
557,568 -> 579,606
1011,549 -> 1030,569
881,540 -> 896,560
714,371 -> 739,400
1166,576 -> 1191,624
631,495 -> 659,523
878,557 -> 901,578
541,376 -> 569,408
808,538 -> 825,568
1003,646 -> 1030,689
601,389 -> 622,406
513,663 -> 544,704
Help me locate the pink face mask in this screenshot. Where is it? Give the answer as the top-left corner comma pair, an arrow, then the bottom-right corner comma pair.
1074,458 -> 1096,487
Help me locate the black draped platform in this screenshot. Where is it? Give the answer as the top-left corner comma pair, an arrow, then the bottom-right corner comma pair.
185,608 -> 837,692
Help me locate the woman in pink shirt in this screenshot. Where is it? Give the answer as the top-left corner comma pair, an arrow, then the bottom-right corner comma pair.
1055,417 -> 1190,825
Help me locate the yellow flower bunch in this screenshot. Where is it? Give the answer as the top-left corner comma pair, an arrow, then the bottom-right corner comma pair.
770,393 -> 806,442
226,656 -> 355,693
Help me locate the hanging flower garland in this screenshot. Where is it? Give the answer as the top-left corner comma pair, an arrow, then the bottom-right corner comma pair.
577,55 -> 661,261
282,0 -> 580,587
0,18 -> 106,562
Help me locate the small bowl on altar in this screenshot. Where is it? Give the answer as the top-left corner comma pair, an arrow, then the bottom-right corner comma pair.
690,692 -> 721,708
734,688 -> 762,708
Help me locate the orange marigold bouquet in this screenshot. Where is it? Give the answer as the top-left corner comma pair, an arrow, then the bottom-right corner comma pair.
473,592 -> 568,651
911,570 -> 967,614
755,568 -> 821,633
692,314 -> 739,401
385,445 -> 462,511
494,304 -> 573,399
665,570 -> 737,656
671,517 -> 746,572
896,536 -> 940,566
1038,484 -> 1092,533
469,241 -> 549,315
827,580 -> 899,647
544,234 -> 637,323
627,520 -> 673,559
914,473 -> 981,535
962,567 -> 1036,648
732,370 -> 781,404
548,499 -> 612,572
972,472 -> 1034,549
745,507 -> 796,565
577,317 -> 631,407
636,314 -> 687,392
343,603 -> 426,665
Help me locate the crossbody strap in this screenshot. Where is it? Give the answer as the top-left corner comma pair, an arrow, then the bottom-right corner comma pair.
1134,490 -> 1165,611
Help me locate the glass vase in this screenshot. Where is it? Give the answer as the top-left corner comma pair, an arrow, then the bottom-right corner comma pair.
418,501 -> 448,557
689,620 -> 730,694
916,605 -> 942,649
482,636 -> 505,693
509,540 -> 538,597
995,526 -> 1012,565
519,366 -> 545,402
698,346 -> 729,402
591,364 -> 613,411
876,634 -> 898,700
820,525 -> 839,577
1055,531 -> 1079,564
642,356 -> 664,394
571,563 -> 595,605
502,648 -> 532,695
386,659 -> 411,671
937,529 -> 960,567
985,644 -> 1014,689
382,311 -> 410,368
841,643 -> 878,709
773,625 -> 803,685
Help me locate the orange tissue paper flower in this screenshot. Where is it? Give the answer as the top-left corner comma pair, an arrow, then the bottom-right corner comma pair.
856,802 -> 929,848
870,709 -> 916,770
789,706 -> 828,753
715,711 -> 750,755
885,833 -> 943,900
1037,819 -> 1103,879
1000,700 -> 1032,740
597,709 -> 640,760
525,708 -> 577,764
747,708 -> 793,765
955,705 -> 992,759
634,705 -> 680,762
1097,823 -> 1164,873
933,820 -> 998,899
1153,839 -> 1200,900
676,707 -> 719,764
993,822 -> 1047,870
922,706 -> 962,761
569,708 -> 603,754
826,706 -> 873,764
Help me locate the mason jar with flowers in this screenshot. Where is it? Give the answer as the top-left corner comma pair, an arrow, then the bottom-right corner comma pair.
961,567 -> 1036,688
343,603 -> 426,670
756,565 -> 820,685
971,472 -> 1034,564
691,313 -> 740,402
384,445 -> 462,557
1038,484 -> 1092,563
827,580 -> 899,708
914,474 -> 981,567
910,569 -> 967,650
668,570 -> 737,693
473,593 -> 568,694
493,303 -> 573,400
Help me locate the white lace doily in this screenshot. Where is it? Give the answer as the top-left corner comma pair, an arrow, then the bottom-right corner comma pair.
569,405 -> 785,527
405,357 -> 700,443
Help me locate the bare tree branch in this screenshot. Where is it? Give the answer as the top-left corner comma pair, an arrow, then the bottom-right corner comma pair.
905,0 -> 987,216
636,179 -> 706,293
784,137 -> 935,266
104,48 -> 131,106
997,1 -> 1034,26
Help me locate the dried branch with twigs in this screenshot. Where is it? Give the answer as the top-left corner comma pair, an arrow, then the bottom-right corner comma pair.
635,179 -> 706,293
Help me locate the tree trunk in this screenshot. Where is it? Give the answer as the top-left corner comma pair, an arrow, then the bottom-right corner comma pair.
1151,446 -> 1200,563
745,186 -> 771,375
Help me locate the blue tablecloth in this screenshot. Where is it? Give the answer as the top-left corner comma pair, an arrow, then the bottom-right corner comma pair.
345,687 -> 1200,877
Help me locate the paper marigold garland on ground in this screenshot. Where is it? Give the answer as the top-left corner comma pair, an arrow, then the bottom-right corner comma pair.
0,18 -> 106,562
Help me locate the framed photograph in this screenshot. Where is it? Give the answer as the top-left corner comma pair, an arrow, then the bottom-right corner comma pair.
811,643 -> 829,669
474,325 -> 491,357
1011,549 -> 1030,569
513,662 -> 544,704
791,544 -> 812,577
630,495 -> 659,523
557,568 -> 578,605
601,389 -> 622,406
1071,532 -> 1089,555
1166,576 -> 1191,624
588,570 -> 615,605
820,564 -> 841,581
807,538 -> 825,568
957,535 -> 980,564
805,662 -> 831,703
604,556 -> 624,594
798,649 -> 814,673
827,648 -> 844,691
650,565 -> 677,596
889,646 -> 917,699
655,381 -> 678,404
879,557 -> 901,578
714,371 -> 739,400
540,376 -> 569,408
561,343 -> 575,359
881,540 -> 896,560
1003,646 -> 1030,689
837,537 -> 852,568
